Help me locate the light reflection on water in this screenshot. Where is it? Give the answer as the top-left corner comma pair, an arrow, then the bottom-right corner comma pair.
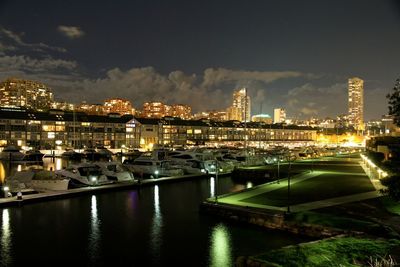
1,209 -> 12,266
151,185 -> 163,264
209,223 -> 232,267
210,177 -> 215,198
89,195 -> 101,264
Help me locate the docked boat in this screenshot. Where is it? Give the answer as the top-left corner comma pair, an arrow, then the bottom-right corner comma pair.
21,149 -> 45,162
0,145 -> 25,161
61,149 -> 83,161
5,167 -> 69,192
55,163 -> 113,187
96,146 -> 114,159
93,161 -> 135,182
124,157 -> 184,178
82,148 -> 102,161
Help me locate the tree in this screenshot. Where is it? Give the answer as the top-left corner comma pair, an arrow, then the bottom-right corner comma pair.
380,175 -> 400,201
387,78 -> 400,127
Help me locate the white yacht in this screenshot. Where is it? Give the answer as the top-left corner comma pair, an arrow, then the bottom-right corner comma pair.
6,167 -> 69,192
93,161 -> 135,182
124,150 -> 184,177
168,149 -> 217,174
55,163 -> 112,187
0,145 -> 25,161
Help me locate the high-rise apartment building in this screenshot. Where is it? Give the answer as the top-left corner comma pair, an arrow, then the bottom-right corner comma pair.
171,104 -> 191,119
273,108 -> 286,123
348,77 -> 364,130
228,88 -> 251,122
104,98 -> 134,115
141,102 -> 171,118
0,78 -> 54,110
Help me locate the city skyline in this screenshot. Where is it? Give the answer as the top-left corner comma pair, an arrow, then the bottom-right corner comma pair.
0,1 -> 399,120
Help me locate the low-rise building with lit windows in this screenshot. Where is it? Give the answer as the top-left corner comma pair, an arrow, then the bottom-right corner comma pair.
0,108 -> 317,150
131,117 -> 317,150
0,107 -> 135,149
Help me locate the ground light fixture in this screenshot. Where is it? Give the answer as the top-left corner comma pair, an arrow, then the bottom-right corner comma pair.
360,154 -> 388,179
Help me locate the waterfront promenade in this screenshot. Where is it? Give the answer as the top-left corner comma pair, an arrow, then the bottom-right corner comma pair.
206,154 -> 382,213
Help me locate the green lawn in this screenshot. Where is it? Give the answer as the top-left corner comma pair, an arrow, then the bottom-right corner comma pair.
252,237 -> 400,267
240,172 -> 374,207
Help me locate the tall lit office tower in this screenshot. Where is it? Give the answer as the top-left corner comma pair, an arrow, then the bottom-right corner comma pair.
231,88 -> 251,122
273,108 -> 286,123
348,77 -> 364,130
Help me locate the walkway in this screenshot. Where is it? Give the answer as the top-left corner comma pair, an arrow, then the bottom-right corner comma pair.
212,155 -> 384,212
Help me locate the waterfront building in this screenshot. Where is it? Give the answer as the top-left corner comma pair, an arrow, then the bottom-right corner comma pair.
132,116 -> 317,150
273,108 -> 286,123
252,114 -> 273,124
227,88 -> 251,122
0,107 -> 317,150
104,98 -> 135,115
348,77 -> 364,130
0,78 -> 54,111
51,101 -> 74,111
0,107 -> 135,149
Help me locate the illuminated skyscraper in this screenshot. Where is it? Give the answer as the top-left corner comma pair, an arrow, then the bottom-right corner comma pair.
228,88 -> 250,122
273,108 -> 286,123
0,78 -> 54,110
348,77 -> 364,130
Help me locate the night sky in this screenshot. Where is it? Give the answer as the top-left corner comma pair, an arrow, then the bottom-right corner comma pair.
0,0 -> 399,120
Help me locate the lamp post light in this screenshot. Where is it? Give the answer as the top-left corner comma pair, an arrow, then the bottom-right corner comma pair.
154,170 -> 159,179
214,160 -> 219,203
3,186 -> 10,198
287,156 -> 292,214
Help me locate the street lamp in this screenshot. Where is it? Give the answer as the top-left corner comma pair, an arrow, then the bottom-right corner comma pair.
287,156 -> 292,214
214,160 -> 219,203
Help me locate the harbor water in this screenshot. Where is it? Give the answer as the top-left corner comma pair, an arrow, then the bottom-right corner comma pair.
0,158 -> 310,266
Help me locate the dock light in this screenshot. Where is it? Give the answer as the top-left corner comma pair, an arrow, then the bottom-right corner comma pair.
90,176 -> 98,185
3,186 -> 9,192
154,170 -> 159,178
201,169 -> 206,173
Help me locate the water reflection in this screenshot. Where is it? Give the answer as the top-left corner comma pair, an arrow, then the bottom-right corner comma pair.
0,163 -> 5,184
1,209 -> 12,266
210,177 -> 215,198
209,223 -> 232,267
89,195 -> 101,264
151,185 -> 163,263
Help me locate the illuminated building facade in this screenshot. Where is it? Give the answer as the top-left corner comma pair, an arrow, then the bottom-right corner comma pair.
141,102 -> 171,118
0,78 -> 54,110
171,104 -> 191,119
133,117 -> 317,149
193,111 -> 227,121
104,98 -> 134,115
0,107 -> 317,150
348,77 -> 364,130
76,102 -> 106,115
227,88 -> 250,122
273,108 -> 286,123
0,107 -> 135,149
